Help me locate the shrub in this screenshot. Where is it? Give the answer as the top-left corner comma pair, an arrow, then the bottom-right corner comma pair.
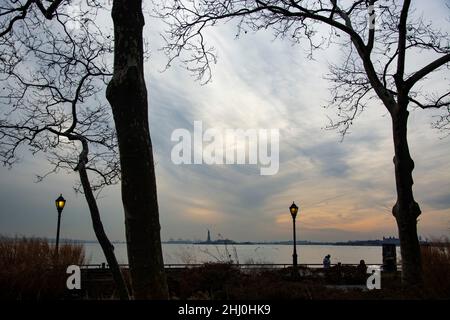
421,239 -> 450,298
0,236 -> 86,300
170,262 -> 240,299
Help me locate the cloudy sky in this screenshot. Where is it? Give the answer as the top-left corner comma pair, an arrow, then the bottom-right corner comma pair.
0,1 -> 449,242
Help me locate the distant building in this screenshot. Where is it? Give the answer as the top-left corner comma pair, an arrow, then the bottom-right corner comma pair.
193,230 -> 236,245
383,236 -> 400,245
207,229 -> 211,243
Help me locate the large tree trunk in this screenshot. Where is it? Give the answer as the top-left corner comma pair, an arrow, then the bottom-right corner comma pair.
105,0 -> 168,299
76,140 -> 130,300
391,105 -> 423,287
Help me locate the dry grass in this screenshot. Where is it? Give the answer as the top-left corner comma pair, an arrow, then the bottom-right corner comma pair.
0,236 -> 86,300
421,238 -> 450,298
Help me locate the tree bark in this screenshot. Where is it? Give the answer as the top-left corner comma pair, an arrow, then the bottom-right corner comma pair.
76,139 -> 130,300
391,104 -> 423,287
106,0 -> 168,299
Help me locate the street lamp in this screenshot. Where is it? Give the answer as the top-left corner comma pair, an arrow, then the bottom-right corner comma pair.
54,194 -> 66,257
289,201 -> 299,276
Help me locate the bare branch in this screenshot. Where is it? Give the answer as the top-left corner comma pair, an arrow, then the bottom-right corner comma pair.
405,53 -> 450,90
156,0 -> 450,133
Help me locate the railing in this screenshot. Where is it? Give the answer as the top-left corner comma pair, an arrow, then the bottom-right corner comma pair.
80,263 -> 395,270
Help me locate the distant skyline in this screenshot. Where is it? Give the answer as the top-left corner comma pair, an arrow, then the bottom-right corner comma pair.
1,1 -> 449,243
0,231 -> 420,244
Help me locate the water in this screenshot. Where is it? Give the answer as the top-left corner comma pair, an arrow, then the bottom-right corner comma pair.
83,243 -> 401,265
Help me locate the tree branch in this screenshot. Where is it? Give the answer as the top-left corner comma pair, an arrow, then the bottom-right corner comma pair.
405,53 -> 450,90
395,0 -> 411,87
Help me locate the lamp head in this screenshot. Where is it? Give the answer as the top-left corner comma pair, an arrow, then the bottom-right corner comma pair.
289,201 -> 299,219
55,194 -> 66,214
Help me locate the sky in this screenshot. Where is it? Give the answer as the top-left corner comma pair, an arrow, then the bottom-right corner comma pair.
0,1 -> 449,242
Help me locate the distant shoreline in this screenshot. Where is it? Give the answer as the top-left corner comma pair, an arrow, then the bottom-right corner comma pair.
162,241 -> 401,246
72,240 -> 402,246
2,236 -> 412,246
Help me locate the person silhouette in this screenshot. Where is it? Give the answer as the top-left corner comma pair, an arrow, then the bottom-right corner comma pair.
357,259 -> 367,274
356,259 -> 367,283
323,254 -> 331,268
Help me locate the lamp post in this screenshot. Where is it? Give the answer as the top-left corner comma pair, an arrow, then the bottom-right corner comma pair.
289,201 -> 299,276
54,194 -> 66,258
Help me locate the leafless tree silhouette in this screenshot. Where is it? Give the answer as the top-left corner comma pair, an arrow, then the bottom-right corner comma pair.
1,0 -> 169,299
106,0 -> 168,299
157,0 -> 450,286
0,0 -> 129,299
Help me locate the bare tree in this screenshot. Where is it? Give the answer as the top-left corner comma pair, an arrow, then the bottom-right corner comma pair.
106,0 -> 168,299
1,0 -> 169,299
158,0 -> 450,286
0,1 -> 130,299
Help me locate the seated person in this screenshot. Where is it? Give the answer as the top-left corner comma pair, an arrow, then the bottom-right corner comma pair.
323,254 -> 331,268
357,259 -> 367,274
